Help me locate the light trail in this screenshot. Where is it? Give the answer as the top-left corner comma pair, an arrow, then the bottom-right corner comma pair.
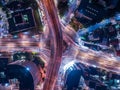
38,0 -> 63,90
1,0 -> 119,90
37,0 -> 120,90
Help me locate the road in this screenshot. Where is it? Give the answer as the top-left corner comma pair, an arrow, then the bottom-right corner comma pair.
38,0 -> 63,90
38,0 -> 120,90
1,0 -> 119,90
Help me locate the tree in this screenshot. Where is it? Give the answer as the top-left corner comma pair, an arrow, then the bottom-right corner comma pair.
33,56 -> 45,68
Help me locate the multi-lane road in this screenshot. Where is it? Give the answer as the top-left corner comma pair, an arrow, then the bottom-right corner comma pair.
38,0 -> 120,90
0,0 -> 120,90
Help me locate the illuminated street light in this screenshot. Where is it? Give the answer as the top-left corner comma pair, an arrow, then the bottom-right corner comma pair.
26,67 -> 30,71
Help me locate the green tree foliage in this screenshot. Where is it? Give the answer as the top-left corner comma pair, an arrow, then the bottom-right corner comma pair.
33,56 -> 45,68
13,51 -> 45,68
